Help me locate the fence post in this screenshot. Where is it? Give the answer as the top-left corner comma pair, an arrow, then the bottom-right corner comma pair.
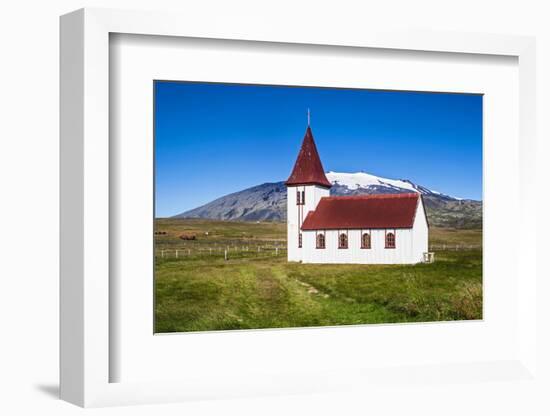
175,250 -> 178,258
276,247 -> 279,256
224,249 -> 228,261
161,250 -> 164,258
188,249 -> 190,255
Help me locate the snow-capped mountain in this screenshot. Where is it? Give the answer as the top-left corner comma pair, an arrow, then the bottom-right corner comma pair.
325,171 -> 457,200
173,172 -> 481,228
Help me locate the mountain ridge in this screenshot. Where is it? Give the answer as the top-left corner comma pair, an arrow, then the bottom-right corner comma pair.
173,171 -> 482,229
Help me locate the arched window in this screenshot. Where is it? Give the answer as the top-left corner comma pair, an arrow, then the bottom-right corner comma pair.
361,233 -> 371,249
338,233 -> 348,249
316,233 -> 325,249
385,232 -> 396,249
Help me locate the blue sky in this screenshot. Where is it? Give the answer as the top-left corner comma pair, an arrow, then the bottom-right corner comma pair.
155,81 -> 482,217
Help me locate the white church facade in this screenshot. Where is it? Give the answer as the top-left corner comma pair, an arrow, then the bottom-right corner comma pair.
286,126 -> 429,265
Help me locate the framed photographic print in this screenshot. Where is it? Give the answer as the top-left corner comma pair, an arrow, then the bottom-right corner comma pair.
60,8 -> 538,408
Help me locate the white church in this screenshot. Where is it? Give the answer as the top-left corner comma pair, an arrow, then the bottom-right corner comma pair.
286,124 -> 429,265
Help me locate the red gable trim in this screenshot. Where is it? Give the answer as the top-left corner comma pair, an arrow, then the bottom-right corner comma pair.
301,193 -> 420,230
285,127 -> 332,188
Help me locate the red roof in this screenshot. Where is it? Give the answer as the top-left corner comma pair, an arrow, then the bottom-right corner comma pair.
301,193 -> 421,230
285,127 -> 332,188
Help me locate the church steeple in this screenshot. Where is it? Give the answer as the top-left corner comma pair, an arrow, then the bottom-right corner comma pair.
285,125 -> 332,189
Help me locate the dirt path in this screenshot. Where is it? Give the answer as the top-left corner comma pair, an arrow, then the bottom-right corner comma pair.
295,278 -> 330,298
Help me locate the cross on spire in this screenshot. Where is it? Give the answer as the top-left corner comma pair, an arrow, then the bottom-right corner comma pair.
307,108 -> 311,126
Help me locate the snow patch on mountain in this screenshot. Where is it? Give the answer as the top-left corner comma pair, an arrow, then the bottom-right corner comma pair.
326,171 -> 459,200
326,171 -> 416,192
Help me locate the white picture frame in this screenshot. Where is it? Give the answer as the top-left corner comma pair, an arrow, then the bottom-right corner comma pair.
60,7 -> 538,408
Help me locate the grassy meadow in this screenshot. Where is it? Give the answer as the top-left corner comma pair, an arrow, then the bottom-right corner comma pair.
154,219 -> 482,333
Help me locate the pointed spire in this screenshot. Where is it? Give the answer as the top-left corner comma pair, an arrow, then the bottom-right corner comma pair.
285,126 -> 332,188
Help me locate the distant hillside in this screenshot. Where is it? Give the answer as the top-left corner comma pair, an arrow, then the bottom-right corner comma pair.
177,182 -> 287,222
173,171 -> 482,229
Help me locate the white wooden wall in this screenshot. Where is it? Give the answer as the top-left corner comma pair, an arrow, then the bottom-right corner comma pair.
300,228 -> 414,264
411,198 -> 429,263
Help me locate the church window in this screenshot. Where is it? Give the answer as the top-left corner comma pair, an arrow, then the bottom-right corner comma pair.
338,232 -> 348,249
361,233 -> 371,249
316,233 -> 325,249
296,190 -> 305,205
385,231 -> 396,249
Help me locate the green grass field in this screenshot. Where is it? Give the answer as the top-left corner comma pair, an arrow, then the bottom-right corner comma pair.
154,219 -> 482,333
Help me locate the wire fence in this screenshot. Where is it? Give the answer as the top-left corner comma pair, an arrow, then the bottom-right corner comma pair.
428,244 -> 482,251
155,244 -> 287,260
154,242 -> 480,260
